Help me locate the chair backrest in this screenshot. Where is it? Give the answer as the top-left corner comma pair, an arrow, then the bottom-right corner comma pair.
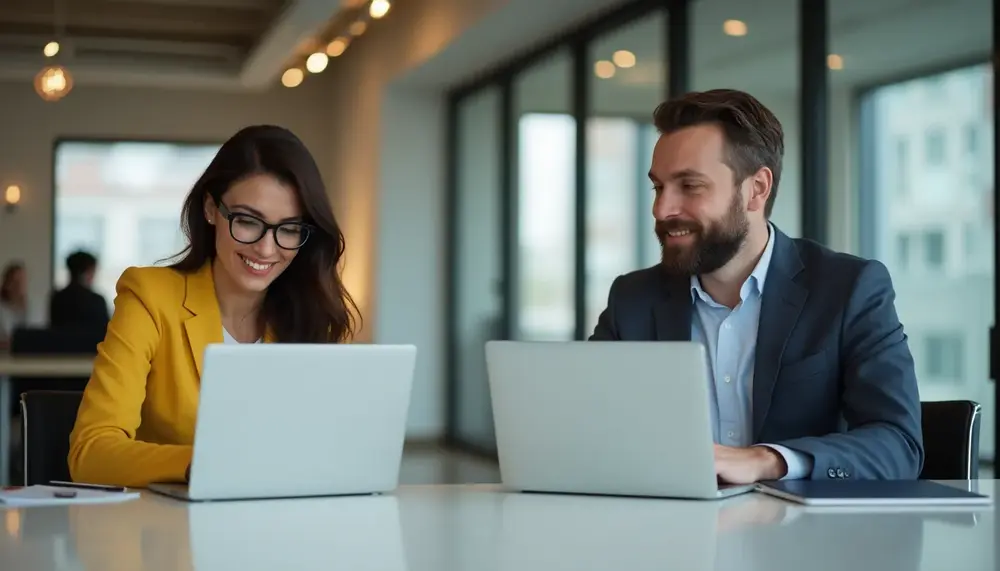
19,390 -> 84,485
919,400 -> 981,480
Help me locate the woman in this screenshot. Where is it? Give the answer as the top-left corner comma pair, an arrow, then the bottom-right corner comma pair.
0,261 -> 28,349
68,125 -> 359,487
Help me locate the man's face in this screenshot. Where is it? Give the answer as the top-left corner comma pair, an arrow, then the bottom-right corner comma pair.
649,124 -> 758,276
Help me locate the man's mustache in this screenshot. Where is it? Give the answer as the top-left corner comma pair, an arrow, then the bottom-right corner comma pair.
655,219 -> 702,236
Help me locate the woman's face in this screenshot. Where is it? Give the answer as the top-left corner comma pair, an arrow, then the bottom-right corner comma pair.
204,174 -> 306,295
6,267 -> 26,301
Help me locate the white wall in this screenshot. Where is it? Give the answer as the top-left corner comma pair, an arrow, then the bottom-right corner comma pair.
0,80 -> 334,325
319,0 -> 504,438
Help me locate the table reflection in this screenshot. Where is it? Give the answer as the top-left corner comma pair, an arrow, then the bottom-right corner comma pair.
65,493 -> 405,571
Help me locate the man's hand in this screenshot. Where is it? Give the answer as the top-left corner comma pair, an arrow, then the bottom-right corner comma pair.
715,444 -> 788,484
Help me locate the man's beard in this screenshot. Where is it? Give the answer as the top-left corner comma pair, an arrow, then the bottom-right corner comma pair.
655,192 -> 749,276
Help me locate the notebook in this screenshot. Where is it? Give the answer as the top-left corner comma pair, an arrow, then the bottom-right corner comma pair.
755,480 -> 993,507
0,485 -> 140,507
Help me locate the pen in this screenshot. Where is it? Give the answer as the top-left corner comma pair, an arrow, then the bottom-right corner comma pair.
48,480 -> 128,493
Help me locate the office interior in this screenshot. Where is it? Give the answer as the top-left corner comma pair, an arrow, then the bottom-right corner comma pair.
0,0 -> 996,485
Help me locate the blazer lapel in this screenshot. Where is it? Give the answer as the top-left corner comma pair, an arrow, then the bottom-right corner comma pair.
653,274 -> 693,341
182,263 -> 223,378
752,230 -> 807,439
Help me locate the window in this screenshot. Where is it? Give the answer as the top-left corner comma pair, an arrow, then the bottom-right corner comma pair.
964,123 -> 979,157
922,230 -> 945,268
138,217 -> 185,264
924,128 -> 946,165
924,334 -> 964,380
895,138 -> 909,195
585,12 -> 666,332
895,234 -> 910,269
453,87 -> 503,451
513,51 -> 575,341
856,61 -> 993,459
54,141 -> 219,304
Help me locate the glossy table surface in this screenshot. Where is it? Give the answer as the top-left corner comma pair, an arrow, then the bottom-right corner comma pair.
1,481 -> 995,571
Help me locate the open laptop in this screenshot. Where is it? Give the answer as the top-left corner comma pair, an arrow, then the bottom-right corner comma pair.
485,340 -> 753,500
149,343 -> 416,502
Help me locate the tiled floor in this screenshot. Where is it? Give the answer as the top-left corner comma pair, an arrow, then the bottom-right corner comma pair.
400,444 -> 994,485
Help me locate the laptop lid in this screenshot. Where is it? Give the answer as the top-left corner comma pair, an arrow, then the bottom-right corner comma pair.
186,343 -> 416,501
485,340 -> 719,499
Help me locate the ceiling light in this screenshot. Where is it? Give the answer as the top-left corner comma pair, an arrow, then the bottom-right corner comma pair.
349,20 -> 367,36
827,54 -> 844,70
327,37 -> 349,57
370,0 -> 391,19
612,50 -> 636,68
34,65 -> 73,102
281,68 -> 304,87
306,52 -> 329,73
43,41 -> 59,57
723,19 -> 747,36
594,60 -> 615,79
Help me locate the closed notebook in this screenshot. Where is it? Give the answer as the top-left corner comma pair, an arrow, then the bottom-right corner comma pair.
0,485 -> 140,507
755,480 -> 993,506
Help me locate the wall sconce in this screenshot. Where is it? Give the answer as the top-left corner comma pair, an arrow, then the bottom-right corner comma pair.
4,185 -> 21,213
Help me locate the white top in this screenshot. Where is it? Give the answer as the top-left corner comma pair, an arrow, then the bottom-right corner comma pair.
0,302 -> 26,339
223,327 -> 260,344
0,481 -> 994,571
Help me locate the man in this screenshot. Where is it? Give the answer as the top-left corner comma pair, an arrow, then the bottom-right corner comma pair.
590,89 -> 923,484
50,250 -> 110,330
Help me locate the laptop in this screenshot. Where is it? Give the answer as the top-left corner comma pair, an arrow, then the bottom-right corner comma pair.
148,343 -> 416,502
485,340 -> 754,500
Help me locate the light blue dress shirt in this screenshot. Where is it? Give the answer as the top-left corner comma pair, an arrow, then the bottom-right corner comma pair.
689,224 -> 812,480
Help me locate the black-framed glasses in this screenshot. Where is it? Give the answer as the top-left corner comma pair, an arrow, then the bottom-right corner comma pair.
215,199 -> 313,250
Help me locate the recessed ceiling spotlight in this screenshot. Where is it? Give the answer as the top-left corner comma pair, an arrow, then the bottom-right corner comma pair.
306,52 -> 329,73
612,50 -> 636,68
723,19 -> 748,36
326,37 -> 349,57
370,0 -> 390,19
827,54 -> 844,70
350,20 -> 368,36
281,68 -> 304,87
594,60 -> 616,79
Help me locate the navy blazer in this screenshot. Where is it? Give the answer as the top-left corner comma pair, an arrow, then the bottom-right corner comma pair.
589,227 -> 924,480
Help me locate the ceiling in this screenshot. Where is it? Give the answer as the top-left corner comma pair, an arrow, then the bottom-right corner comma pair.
0,0 -> 352,90
401,0 -> 992,115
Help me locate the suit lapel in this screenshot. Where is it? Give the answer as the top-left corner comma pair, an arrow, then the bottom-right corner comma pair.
182,263 -> 223,378
752,230 -> 807,439
653,274 -> 693,341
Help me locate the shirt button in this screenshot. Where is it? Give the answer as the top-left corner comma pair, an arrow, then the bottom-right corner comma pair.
727,431 -> 736,438
724,375 -> 732,383
723,323 -> 732,329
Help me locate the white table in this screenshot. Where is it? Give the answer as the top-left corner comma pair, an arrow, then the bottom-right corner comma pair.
0,481 -> 995,570
0,356 -> 94,485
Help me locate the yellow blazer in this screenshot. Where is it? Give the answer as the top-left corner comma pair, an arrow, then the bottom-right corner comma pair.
69,262 -> 253,487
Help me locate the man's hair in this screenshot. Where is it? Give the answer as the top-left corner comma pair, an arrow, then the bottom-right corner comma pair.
652,89 -> 784,217
66,250 -> 98,283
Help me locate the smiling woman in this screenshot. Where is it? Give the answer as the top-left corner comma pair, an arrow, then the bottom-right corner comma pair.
67,125 -> 360,487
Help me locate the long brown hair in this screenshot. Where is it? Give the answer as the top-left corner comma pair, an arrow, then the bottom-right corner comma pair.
170,125 -> 358,343
0,261 -> 24,303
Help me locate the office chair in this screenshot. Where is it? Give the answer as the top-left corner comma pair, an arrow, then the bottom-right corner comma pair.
918,400 -> 981,481
19,390 -> 83,485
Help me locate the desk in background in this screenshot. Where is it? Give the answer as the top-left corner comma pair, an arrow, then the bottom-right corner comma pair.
0,355 -> 94,485
0,480 -> 995,571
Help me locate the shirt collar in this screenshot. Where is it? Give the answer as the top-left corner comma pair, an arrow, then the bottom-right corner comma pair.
690,223 -> 775,304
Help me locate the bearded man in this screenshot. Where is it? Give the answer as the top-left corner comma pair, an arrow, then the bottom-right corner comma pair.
589,89 -> 923,485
